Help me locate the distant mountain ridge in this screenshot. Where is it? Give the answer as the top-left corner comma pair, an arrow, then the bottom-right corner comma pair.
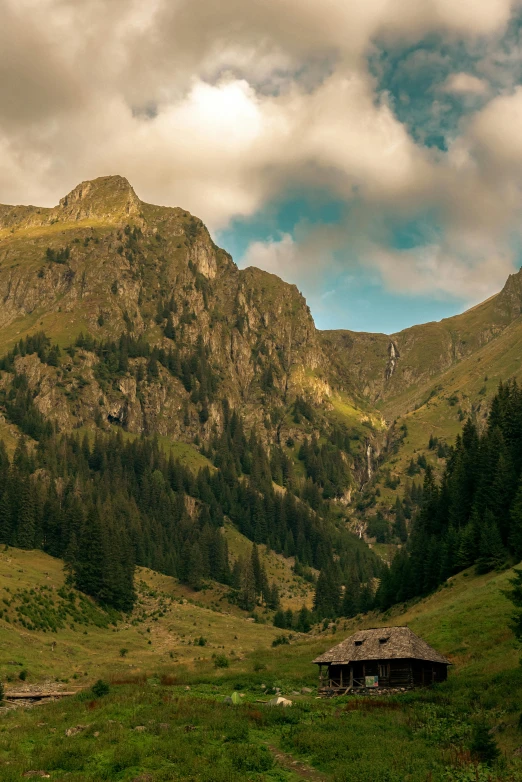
322,266 -> 522,415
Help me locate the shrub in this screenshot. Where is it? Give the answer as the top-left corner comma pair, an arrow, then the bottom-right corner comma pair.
232,744 -> 273,772
119,648 -> 128,657
0,681 -> 4,703
214,654 -> 229,669
160,674 -> 178,686
272,635 -> 290,648
19,669 -> 28,681
91,679 -> 110,698
470,722 -> 500,765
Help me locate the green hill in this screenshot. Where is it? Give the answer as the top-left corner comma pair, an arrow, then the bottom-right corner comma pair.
1,546 -> 521,781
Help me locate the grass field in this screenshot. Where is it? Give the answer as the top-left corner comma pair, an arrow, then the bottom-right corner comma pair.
0,548 -> 282,686
1,548 -> 522,780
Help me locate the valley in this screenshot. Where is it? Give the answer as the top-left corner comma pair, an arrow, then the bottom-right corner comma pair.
0,548 -> 521,781
1,176 -> 522,780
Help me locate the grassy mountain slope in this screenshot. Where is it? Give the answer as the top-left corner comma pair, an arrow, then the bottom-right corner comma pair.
368,313 -> 522,510
1,547 -> 521,781
0,547 -> 285,685
0,174 -> 375,474
323,267 -> 522,420
3,174 -> 522,597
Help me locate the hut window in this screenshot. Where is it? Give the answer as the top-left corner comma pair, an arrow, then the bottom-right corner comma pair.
354,640 -> 364,646
379,637 -> 389,644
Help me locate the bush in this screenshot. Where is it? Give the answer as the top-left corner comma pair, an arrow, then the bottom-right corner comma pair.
19,669 -> 28,681
232,744 -> 273,772
0,681 -> 4,703
470,722 -> 500,765
214,654 -> 229,669
272,635 -> 290,648
91,679 -> 110,698
119,648 -> 128,657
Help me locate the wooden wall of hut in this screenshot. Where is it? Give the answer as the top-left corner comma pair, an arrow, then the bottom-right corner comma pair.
323,658 -> 447,690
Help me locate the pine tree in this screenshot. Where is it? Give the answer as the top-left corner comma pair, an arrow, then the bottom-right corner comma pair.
239,556 -> 256,611
267,582 -> 280,610
509,479 -> 522,560
273,609 -> 286,628
342,577 -> 360,618
73,507 -> 107,603
16,484 -> 36,549
507,568 -> 522,641
164,314 -> 176,340
456,523 -> 476,570
0,492 -> 11,545
359,583 -> 374,613
476,512 -> 505,574
393,497 -> 408,542
314,566 -> 341,618
296,605 -> 312,633
251,543 -> 263,595
187,543 -> 204,590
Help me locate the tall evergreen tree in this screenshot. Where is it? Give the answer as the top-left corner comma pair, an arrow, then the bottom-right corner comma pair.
0,492 -> 11,545
16,484 -> 36,549
508,569 -> 522,642
314,565 -> 341,618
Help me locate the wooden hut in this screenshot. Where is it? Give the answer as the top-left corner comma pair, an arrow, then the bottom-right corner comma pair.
313,626 -> 450,694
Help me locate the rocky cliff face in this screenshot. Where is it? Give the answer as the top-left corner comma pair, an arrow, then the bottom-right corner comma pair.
2,174 -> 520,448
0,176 -> 332,444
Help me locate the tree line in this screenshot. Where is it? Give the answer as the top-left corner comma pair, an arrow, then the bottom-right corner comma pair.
0,330 -> 380,617
0,415 -> 379,615
377,380 -> 522,610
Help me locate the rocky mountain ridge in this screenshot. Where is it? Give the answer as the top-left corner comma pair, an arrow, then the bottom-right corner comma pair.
0,176 -> 338,451
323,266 -> 522,417
2,174 -> 522,477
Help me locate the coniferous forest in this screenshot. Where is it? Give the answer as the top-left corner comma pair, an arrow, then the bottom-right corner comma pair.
376,380 -> 522,609
0,334 -> 380,615
4,329 -> 522,625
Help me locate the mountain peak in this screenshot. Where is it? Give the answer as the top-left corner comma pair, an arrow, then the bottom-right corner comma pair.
58,175 -> 141,222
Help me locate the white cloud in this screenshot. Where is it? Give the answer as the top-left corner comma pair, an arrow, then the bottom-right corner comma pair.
243,234 -> 299,275
442,72 -> 490,95
369,243 -> 515,301
1,0 -> 522,311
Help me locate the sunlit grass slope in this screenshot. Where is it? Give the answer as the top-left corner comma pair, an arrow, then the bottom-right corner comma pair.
1,558 -> 522,780
0,548 -> 281,686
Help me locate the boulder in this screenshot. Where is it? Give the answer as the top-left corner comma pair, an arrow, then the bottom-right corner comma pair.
268,696 -> 292,707
65,725 -> 87,737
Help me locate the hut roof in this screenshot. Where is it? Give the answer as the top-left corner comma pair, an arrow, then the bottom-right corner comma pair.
312,626 -> 450,665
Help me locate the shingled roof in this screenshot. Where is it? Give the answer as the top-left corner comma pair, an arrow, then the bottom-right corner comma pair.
312,627 -> 450,665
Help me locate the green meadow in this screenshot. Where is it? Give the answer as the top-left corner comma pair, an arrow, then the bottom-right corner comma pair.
1,549 -> 522,781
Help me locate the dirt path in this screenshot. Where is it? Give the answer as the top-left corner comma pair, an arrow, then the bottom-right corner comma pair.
266,744 -> 330,781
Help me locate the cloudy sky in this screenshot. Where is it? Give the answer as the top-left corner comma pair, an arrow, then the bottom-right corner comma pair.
2,0 -> 522,333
